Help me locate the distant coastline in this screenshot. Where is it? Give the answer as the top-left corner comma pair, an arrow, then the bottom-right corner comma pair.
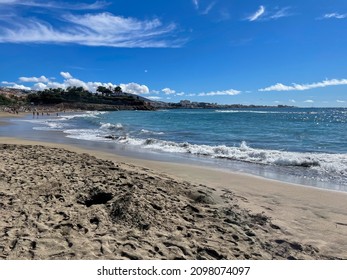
1,87 -> 296,113
154,99 -> 295,109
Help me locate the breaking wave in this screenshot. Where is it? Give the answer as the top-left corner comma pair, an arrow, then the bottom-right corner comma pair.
100,122 -> 123,130
116,138 -> 347,177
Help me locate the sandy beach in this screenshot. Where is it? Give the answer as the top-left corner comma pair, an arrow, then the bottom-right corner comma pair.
0,132 -> 347,260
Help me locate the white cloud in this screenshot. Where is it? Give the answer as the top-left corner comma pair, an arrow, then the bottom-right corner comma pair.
323,13 -> 347,19
162,87 -> 176,95
86,81 -> 117,93
248,6 -> 265,22
19,75 -> 49,83
336,100 -> 346,103
198,89 -> 241,96
13,84 -> 31,90
289,99 -> 296,103
246,6 -> 292,22
304,100 -> 314,103
147,96 -> 162,100
270,7 -> 291,20
60,72 -> 73,79
33,82 -> 48,91
66,78 -> 89,89
259,78 -> 347,92
45,81 -> 65,89
1,81 -> 31,90
4,72 -> 152,95
120,82 -> 150,95
259,83 -> 293,91
201,2 -> 216,15
0,0 -> 108,10
4,72 -> 243,100
0,12 -> 182,48
159,87 -> 240,97
193,0 -> 215,16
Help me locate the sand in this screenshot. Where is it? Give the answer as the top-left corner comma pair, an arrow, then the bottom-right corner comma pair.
0,137 -> 346,260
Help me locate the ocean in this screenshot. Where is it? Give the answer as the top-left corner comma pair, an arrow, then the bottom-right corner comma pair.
5,107 -> 347,191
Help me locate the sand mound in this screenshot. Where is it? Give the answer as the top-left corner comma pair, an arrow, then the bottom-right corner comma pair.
0,144 -> 330,259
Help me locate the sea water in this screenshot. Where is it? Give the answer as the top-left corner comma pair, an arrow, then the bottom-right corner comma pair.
8,107 -> 347,191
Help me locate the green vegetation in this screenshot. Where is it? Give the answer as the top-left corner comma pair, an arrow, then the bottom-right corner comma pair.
0,94 -> 14,105
26,86 -> 144,107
0,86 -> 153,111
0,93 -> 25,106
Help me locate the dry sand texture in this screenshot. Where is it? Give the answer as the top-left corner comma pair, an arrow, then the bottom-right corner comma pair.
0,144 -> 343,260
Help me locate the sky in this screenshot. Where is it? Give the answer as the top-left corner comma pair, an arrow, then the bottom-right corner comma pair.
0,0 -> 347,107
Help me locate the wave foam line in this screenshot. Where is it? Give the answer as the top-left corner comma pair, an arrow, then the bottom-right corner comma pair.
118,138 -> 347,176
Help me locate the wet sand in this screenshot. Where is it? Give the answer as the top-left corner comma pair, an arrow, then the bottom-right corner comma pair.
0,136 -> 346,260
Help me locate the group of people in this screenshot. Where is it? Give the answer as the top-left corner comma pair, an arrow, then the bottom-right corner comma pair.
32,111 -> 61,117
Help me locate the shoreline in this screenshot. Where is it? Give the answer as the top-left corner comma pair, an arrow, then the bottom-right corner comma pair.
1,136 -> 347,259
1,110 -> 345,192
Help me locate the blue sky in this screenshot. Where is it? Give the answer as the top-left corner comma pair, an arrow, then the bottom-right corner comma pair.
0,0 -> 347,107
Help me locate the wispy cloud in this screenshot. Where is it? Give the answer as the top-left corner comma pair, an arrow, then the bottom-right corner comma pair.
270,7 -> 291,20
259,78 -> 347,92
198,89 -> 241,96
201,1 -> 216,15
304,100 -> 314,103
247,5 -> 265,21
0,0 -> 108,10
192,0 -> 216,15
336,100 -> 346,103
322,13 -> 347,19
246,6 -> 292,22
0,12 -> 183,48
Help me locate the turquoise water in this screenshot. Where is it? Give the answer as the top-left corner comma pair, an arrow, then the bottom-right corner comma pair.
6,107 -> 347,191
97,108 -> 347,153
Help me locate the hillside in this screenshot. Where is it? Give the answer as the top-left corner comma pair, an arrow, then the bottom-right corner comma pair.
0,87 -> 154,111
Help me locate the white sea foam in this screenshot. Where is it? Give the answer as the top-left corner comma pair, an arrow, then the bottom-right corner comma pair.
215,110 -> 282,114
60,111 -> 106,120
140,129 -> 164,135
57,122 -> 347,184
100,122 -> 123,130
116,137 -> 347,176
33,122 -> 67,131
63,129 -> 105,141
28,119 -> 71,131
